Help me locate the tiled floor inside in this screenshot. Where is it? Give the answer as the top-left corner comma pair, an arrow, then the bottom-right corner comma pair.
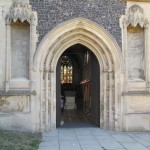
39,110 -> 150,150
63,109 -> 89,123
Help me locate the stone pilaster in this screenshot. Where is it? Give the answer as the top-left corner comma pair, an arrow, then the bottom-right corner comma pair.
145,23 -> 150,91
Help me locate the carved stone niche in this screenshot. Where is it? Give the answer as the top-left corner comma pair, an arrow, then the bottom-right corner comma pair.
5,1 -> 37,91
127,24 -> 145,81
11,20 -> 30,80
121,4 -> 149,82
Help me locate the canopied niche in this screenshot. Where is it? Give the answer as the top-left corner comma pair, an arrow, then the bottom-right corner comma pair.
127,24 -> 144,81
121,4 -> 149,83
5,1 -> 37,90
11,20 -> 30,79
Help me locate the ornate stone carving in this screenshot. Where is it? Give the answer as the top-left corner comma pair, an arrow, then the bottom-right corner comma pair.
120,4 -> 149,82
6,2 -> 36,25
122,4 -> 149,28
127,5 -> 144,27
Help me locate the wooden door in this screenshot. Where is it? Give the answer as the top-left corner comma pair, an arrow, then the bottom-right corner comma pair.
56,58 -> 61,127
90,53 -> 100,127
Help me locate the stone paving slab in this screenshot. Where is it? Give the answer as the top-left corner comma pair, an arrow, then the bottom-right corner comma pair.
98,139 -> 124,149
81,145 -> 103,150
76,135 -> 95,140
79,139 -> 99,145
38,126 -> 150,150
111,134 -> 136,142
39,147 -> 59,150
121,142 -> 149,150
133,137 -> 150,147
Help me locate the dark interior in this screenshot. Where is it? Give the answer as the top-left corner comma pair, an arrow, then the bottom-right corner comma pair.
56,44 -> 100,127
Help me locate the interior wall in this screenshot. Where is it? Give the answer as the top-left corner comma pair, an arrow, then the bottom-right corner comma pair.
72,57 -> 81,84
82,52 -> 92,81
63,44 -> 87,85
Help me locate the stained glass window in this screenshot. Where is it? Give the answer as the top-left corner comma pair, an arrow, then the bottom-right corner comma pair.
61,56 -> 73,84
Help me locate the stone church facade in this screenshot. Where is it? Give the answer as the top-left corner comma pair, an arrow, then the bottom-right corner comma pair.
0,0 -> 150,132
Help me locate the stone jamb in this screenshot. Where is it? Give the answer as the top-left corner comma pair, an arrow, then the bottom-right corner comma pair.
145,24 -> 150,91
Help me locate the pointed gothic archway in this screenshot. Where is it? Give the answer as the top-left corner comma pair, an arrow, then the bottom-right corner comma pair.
56,44 -> 101,127
33,18 -> 124,131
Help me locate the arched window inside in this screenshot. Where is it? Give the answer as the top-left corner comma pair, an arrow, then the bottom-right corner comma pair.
61,56 -> 73,84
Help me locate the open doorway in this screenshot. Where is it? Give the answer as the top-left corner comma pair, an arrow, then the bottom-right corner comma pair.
35,18 -> 122,131
56,44 -> 100,127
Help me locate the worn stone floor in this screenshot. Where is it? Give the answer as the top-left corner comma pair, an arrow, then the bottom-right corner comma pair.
39,110 -> 150,150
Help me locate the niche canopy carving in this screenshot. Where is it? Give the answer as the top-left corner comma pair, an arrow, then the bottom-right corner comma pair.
6,2 -> 36,25
123,4 -> 149,28
121,4 -> 149,82
5,1 -> 37,90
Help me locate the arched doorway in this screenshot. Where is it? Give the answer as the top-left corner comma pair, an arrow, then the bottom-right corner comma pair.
33,18 -> 123,131
56,44 -> 100,127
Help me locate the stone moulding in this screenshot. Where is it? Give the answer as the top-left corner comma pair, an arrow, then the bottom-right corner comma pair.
0,90 -> 36,96
6,1 -> 37,25
122,91 -> 150,96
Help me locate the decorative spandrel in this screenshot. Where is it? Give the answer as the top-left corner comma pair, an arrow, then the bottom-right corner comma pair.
61,56 -> 73,84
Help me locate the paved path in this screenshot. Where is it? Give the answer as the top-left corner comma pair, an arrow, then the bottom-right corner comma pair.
38,123 -> 150,150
